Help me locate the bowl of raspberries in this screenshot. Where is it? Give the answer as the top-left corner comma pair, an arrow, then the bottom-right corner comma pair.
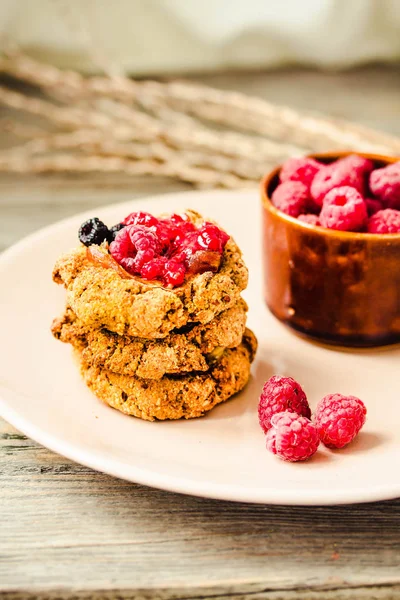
261,152 -> 400,347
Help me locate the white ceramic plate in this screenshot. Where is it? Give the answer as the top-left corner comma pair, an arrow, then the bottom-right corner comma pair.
1,190 -> 399,505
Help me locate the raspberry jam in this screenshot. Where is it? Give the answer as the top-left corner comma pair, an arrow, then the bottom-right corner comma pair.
86,245 -> 134,280
106,212 -> 229,287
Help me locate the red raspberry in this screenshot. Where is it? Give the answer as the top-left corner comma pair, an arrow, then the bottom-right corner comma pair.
197,222 -> 230,253
158,214 -> 196,247
140,256 -> 167,280
163,259 -> 186,287
314,393 -> 367,449
265,428 -> 277,454
367,208 -> 400,234
109,225 -> 161,275
271,181 -> 310,218
109,212 -> 230,287
258,375 -> 311,433
319,186 -> 368,232
298,214 -> 320,226
365,197 -> 383,216
369,162 -> 400,209
311,155 -> 373,206
266,412 -> 320,462
175,223 -> 229,264
123,211 -> 159,227
280,157 -> 322,190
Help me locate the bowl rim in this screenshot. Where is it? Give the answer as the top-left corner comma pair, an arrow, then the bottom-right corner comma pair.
261,150 -> 400,241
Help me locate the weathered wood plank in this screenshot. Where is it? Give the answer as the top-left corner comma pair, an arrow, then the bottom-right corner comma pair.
2,585 -> 400,600
1,418 -> 399,594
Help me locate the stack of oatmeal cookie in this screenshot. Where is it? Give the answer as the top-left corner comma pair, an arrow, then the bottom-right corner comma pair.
51,210 -> 257,421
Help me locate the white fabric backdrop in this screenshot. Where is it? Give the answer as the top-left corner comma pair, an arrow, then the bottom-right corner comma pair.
1,0 -> 399,74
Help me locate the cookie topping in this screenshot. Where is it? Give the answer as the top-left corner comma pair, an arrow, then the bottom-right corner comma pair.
78,211 -> 230,287
86,245 -> 133,280
123,211 -> 159,227
78,218 -> 111,246
110,225 -> 163,275
109,222 -> 125,240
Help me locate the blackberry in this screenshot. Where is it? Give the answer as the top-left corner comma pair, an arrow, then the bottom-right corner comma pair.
109,222 -> 125,240
78,218 -> 110,246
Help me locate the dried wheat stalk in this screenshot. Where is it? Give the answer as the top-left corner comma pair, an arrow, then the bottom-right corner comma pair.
0,128 -> 270,180
0,85 -> 301,163
2,51 -> 399,154
0,50 -> 399,188
0,152 -> 253,188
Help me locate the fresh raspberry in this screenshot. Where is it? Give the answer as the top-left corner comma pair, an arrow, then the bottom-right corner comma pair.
175,223 -> 229,265
298,214 -> 320,226
319,186 -> 368,231
367,208 -> 400,234
140,256 -> 167,280
158,214 -> 196,247
344,154 -> 374,173
365,197 -> 383,216
265,427 -> 277,454
197,222 -> 230,252
314,394 -> 366,449
280,157 -> 322,190
258,375 -> 311,433
271,181 -> 310,218
109,212 -> 230,287
311,155 -> 373,206
369,162 -> 400,209
109,225 -> 161,275
123,211 -> 159,227
163,259 -> 186,287
266,412 -> 320,462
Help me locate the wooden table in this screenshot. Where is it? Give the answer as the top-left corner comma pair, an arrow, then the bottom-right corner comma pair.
1,67 -> 400,600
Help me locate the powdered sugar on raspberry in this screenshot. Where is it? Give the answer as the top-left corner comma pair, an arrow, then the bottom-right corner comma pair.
265,428 -> 277,454
266,411 -> 320,462
369,161 -> 400,209
319,186 -> 368,231
310,155 -> 373,207
123,211 -> 159,227
258,376 -> 311,433
314,394 -> 367,449
298,214 -> 320,226
280,157 -> 322,190
271,181 -> 310,218
109,225 -> 161,275
367,208 -> 400,233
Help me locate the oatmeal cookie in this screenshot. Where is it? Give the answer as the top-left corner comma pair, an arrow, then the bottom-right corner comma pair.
52,211 -> 248,338
78,328 -> 257,421
52,299 -> 248,379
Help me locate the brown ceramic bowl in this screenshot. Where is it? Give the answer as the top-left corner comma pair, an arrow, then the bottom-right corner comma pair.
261,151 -> 400,347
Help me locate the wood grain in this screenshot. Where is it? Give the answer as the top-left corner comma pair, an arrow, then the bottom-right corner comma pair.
1,419 -> 399,598
1,66 -> 400,599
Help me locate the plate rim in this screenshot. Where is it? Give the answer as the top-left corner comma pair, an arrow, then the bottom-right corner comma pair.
1,395 -> 399,506
1,188 -> 399,506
